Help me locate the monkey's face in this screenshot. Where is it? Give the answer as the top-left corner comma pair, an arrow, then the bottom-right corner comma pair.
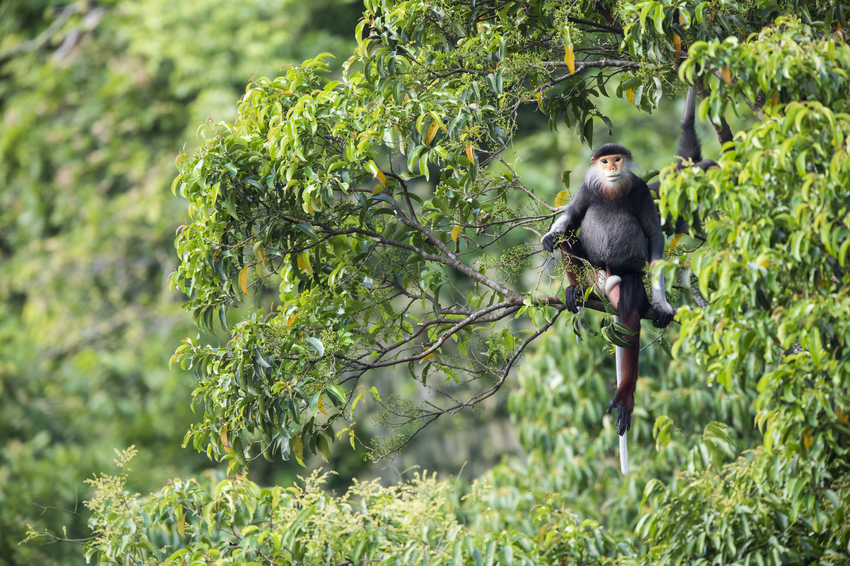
595,154 -> 629,184
587,152 -> 633,198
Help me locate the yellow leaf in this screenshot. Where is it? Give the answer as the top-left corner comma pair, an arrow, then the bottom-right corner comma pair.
721,65 -> 732,86
554,190 -> 570,207
376,168 -> 387,186
626,89 -> 635,104
451,225 -> 462,242
293,434 -> 304,462
318,394 -> 327,415
837,410 -> 849,426
425,121 -> 439,145
177,513 -> 186,537
770,91 -> 780,106
257,245 -> 266,267
287,313 -> 299,329
535,91 -> 541,102
239,266 -> 250,297
670,234 -> 684,248
803,430 -> 813,449
297,254 -> 313,274
673,34 -> 682,61
221,424 -> 233,454
372,183 -> 384,195
758,260 -> 769,268
465,141 -> 475,163
419,352 -> 436,364
564,43 -> 575,74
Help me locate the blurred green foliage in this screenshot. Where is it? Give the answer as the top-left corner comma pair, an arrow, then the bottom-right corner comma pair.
0,1 -> 357,564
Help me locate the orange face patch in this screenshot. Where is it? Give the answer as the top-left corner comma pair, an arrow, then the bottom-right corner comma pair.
590,153 -> 632,198
594,154 -> 627,173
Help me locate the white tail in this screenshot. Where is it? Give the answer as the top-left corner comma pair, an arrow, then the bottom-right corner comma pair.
614,317 -> 629,476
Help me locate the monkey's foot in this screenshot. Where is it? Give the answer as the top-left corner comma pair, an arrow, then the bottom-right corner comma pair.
564,286 -> 579,313
651,300 -> 676,328
607,393 -> 633,436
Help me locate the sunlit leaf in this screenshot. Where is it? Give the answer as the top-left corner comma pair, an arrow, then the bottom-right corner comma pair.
297,254 -> 313,274
451,225 -> 462,242
564,43 -> 575,74
287,313 -> 299,329
221,424 -> 232,455
239,266 -> 250,296
554,190 -> 570,207
293,435 -> 304,466
425,121 -> 439,145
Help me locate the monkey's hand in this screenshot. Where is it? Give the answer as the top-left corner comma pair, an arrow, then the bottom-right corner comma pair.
541,229 -> 560,252
564,286 -> 580,313
541,214 -> 570,252
651,298 -> 676,328
650,266 -> 676,328
607,392 -> 633,436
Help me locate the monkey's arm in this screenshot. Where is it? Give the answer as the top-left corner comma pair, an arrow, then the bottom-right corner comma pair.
541,186 -> 590,252
635,180 -> 676,327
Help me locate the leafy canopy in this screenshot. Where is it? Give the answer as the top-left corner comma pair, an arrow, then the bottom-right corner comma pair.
68,0 -> 850,565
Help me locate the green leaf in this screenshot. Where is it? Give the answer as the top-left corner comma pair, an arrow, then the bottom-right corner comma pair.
316,433 -> 331,463
305,337 -> 324,357
327,384 -> 346,405
653,415 -> 673,450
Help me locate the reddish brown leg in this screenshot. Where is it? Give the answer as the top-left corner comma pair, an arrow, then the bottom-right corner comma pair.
607,308 -> 641,435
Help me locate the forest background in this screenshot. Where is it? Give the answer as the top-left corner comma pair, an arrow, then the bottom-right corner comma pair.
1,1 -> 848,565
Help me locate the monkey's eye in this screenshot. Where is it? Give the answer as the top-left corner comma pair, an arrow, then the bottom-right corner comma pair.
601,159 -> 608,164
614,157 -> 621,162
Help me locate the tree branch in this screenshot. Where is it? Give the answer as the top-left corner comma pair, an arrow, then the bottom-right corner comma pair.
536,60 -> 641,91
568,16 -> 622,35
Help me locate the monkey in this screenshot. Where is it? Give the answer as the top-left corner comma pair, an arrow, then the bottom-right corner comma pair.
648,88 -> 719,234
541,143 -> 676,449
